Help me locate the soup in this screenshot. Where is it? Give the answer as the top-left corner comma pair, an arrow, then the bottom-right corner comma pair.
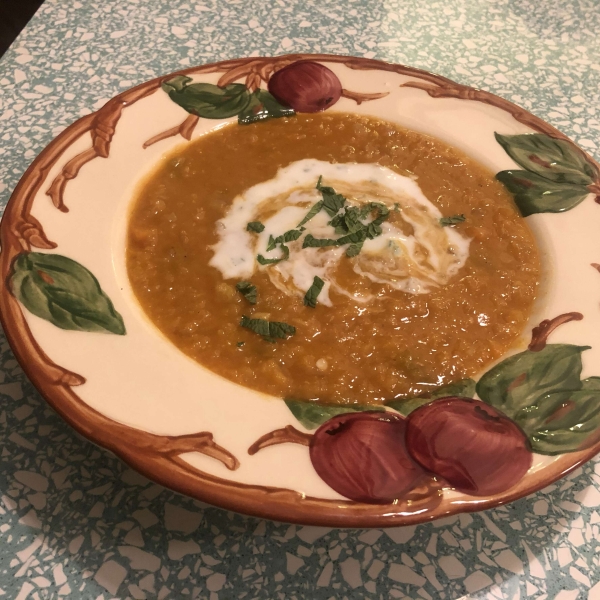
126,113 -> 541,406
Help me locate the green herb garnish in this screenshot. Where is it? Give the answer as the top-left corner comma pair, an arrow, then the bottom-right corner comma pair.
304,276 -> 325,308
302,233 -> 340,248
275,179 -> 392,263
261,231 -> 300,264
297,200 -> 324,227
269,229 -> 303,250
257,243 -> 290,265
240,315 -> 296,341
440,214 -> 466,226
266,235 -> 277,252
236,341 -> 245,347
330,206 -> 364,235
235,281 -> 257,304
316,176 -> 347,216
336,228 -> 368,246
346,242 -> 364,257
247,221 -> 265,233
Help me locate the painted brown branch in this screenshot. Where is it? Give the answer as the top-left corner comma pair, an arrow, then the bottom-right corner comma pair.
13,216 -> 57,251
529,312 -> 584,352
217,60 -> 265,88
132,431 -> 240,470
46,147 -> 98,212
248,425 -> 312,455
45,86 -> 158,212
258,62 -> 279,82
401,81 -> 570,141
244,72 -> 262,94
143,114 -> 200,149
592,263 -> 600,274
341,89 -> 390,105
589,183 -> 600,195
217,58 -> 296,88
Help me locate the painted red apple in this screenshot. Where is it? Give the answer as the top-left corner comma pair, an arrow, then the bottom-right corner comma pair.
268,61 -> 342,113
405,397 -> 533,496
309,412 -> 428,503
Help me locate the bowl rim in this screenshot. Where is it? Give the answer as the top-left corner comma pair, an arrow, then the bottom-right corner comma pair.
1,53 -> 599,527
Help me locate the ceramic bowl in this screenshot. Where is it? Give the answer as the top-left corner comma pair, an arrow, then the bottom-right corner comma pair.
2,54 -> 600,527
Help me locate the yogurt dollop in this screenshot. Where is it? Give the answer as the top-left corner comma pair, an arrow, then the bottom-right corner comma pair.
210,159 -> 470,305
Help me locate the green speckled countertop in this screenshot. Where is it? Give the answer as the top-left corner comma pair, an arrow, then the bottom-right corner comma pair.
0,0 -> 599,598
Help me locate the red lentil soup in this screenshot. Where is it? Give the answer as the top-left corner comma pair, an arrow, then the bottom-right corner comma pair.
126,113 -> 541,406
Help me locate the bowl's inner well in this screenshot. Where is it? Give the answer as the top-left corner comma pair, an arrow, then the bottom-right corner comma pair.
126,112 -> 541,406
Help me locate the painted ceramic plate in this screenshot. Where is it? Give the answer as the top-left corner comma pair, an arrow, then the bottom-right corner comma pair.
2,54 -> 600,527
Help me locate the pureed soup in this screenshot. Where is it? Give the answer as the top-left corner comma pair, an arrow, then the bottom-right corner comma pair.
126,113 -> 541,406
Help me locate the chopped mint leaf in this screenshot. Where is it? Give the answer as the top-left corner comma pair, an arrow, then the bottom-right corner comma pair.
330,206 -> 363,235
302,234 -> 339,248
269,321 -> 296,338
240,315 -> 269,337
337,229 -> 368,246
266,230 -> 302,252
316,176 -> 346,216
394,203 -> 400,212
440,214 -> 466,226
235,281 -> 257,304
257,243 -> 290,265
247,221 -> 265,233
304,276 -> 325,308
297,200 -> 324,227
266,235 -> 277,252
371,203 -> 389,226
358,202 -> 389,227
365,222 -> 383,239
257,255 -> 281,265
346,242 -> 364,257
240,315 -> 296,341
275,229 -> 303,244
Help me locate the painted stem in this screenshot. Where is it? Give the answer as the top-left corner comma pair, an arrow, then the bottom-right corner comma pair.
401,81 -> 579,144
528,312 -> 584,352
139,432 -> 240,471
248,425 -> 312,455
46,148 -> 98,212
15,217 -> 57,251
45,86 -> 157,211
143,114 -> 200,149
340,89 -> 389,105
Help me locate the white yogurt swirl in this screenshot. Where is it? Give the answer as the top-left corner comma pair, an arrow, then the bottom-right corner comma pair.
210,159 -> 470,305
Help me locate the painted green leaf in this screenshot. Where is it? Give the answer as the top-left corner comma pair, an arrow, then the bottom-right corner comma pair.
476,344 -> 600,455
10,252 -> 126,335
162,76 -> 251,119
495,170 -> 590,216
525,388 -> 600,455
476,345 -> 588,420
285,399 -> 384,430
238,89 -> 295,125
386,378 -> 476,416
495,133 -> 597,186
582,377 -> 600,390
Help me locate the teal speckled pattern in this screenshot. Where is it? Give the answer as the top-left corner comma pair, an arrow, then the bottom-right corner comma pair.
1,0 -> 600,597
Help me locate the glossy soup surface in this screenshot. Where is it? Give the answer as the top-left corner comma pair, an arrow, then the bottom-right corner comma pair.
127,113 -> 541,405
